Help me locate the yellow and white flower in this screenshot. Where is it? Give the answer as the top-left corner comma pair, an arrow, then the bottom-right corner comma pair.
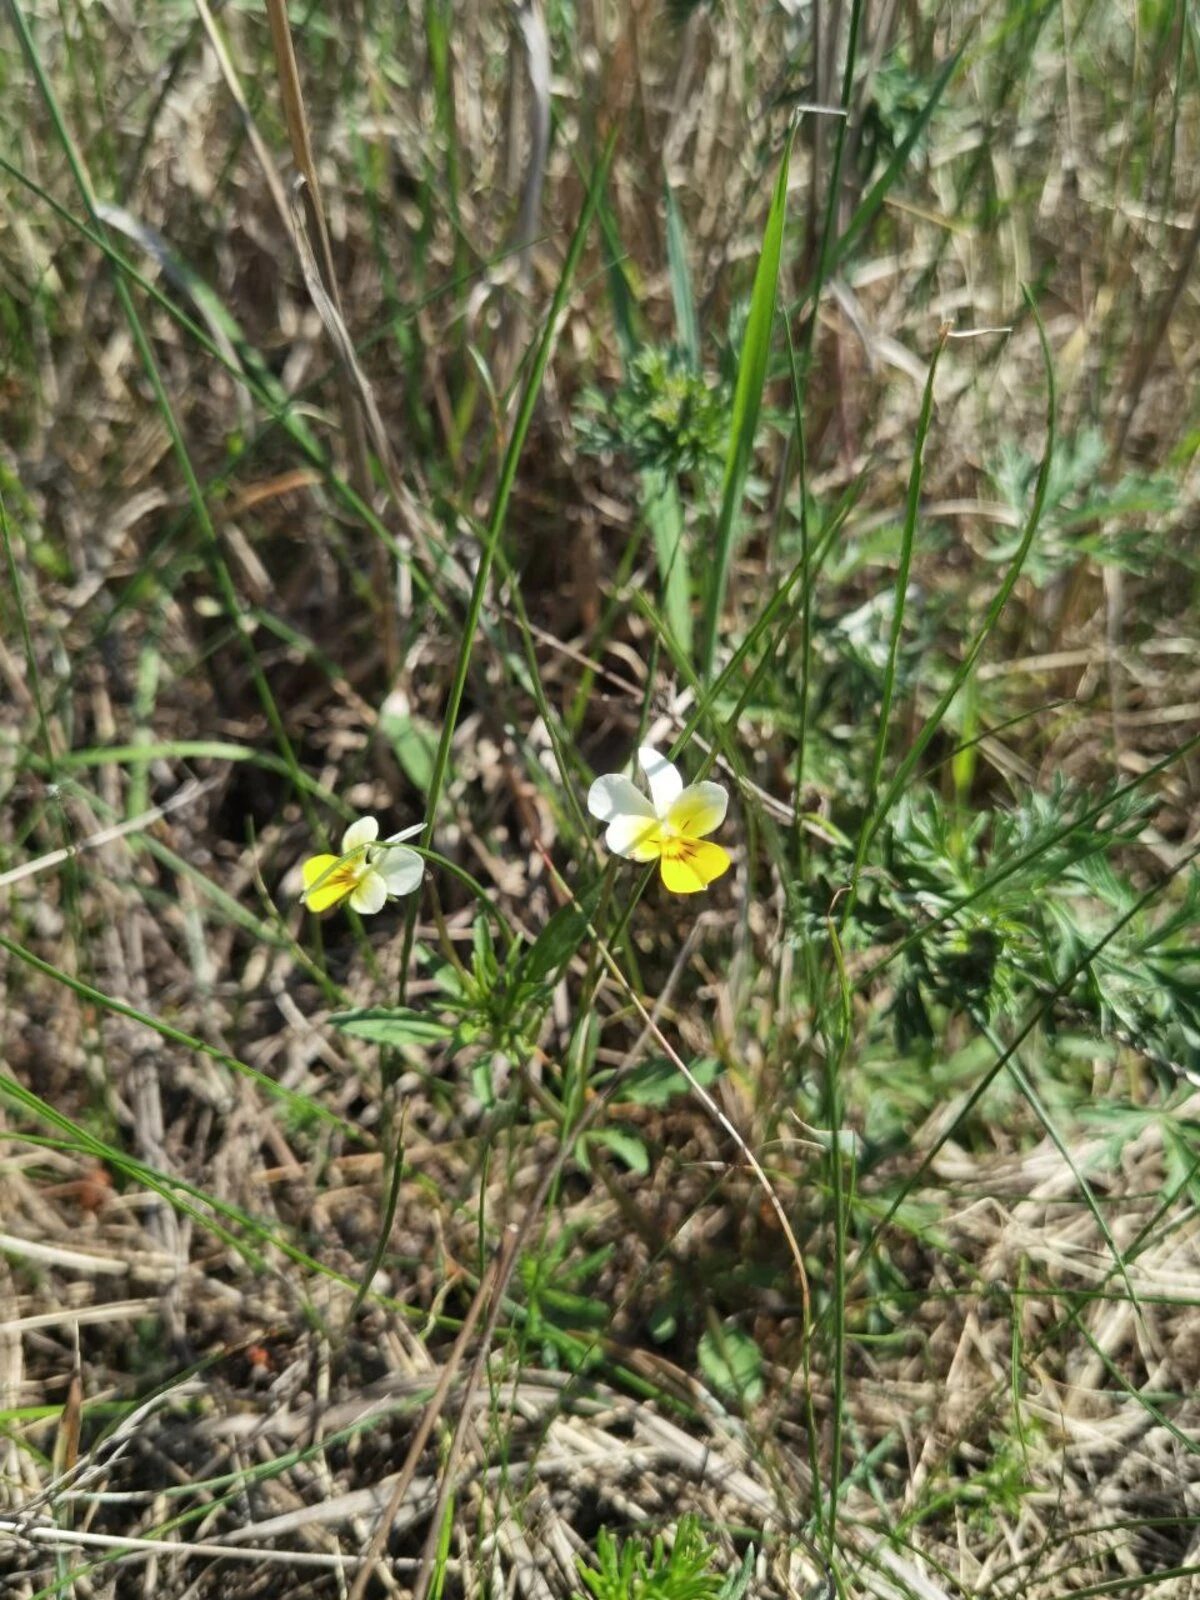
587,745 -> 731,895
300,816 -> 424,916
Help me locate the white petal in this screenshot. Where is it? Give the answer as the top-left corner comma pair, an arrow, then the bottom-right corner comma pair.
386,822 -> 425,843
376,846 -> 424,897
638,745 -> 683,817
341,815 -> 379,854
348,869 -> 388,915
588,773 -> 655,824
367,821 -> 424,861
666,781 -> 728,838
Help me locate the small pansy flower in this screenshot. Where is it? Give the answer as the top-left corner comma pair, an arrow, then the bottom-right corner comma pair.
300,816 -> 424,916
587,745 -> 731,895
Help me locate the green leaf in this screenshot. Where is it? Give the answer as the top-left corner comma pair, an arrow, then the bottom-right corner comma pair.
588,1126 -> 650,1176
471,1058 -> 498,1109
521,884 -> 602,986
329,1007 -> 453,1047
617,1054 -> 721,1107
380,697 -> 440,794
717,1546 -> 756,1600
643,468 -> 692,652
701,127 -> 794,678
698,1324 -> 764,1404
647,1302 -> 677,1343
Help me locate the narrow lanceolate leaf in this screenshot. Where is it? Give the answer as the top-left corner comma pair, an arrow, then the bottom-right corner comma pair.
701,129 -> 794,679
330,1008 -> 454,1047
643,468 -> 692,653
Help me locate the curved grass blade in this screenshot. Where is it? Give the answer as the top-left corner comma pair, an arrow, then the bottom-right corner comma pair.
7,0 -> 316,830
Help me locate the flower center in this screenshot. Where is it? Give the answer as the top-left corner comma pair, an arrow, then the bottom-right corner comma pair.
659,835 -> 699,864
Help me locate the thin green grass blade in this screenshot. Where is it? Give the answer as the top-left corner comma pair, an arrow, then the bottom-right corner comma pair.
0,1081 -> 355,1289
35,739 -> 340,807
0,486 -> 54,776
862,295 -> 1055,854
8,1 -> 317,830
0,931 -> 357,1136
417,133 -> 616,865
823,915 -> 853,1556
1065,1299 -> 1199,1455
826,49 -> 964,279
700,127 -> 795,680
783,317 -> 813,875
999,1043 -> 1140,1314
0,153 -> 460,622
796,0 -> 866,397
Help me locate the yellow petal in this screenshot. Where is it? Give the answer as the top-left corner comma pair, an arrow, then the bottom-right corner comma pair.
660,839 -> 731,894
301,854 -> 357,913
301,854 -> 339,889
665,782 -> 728,840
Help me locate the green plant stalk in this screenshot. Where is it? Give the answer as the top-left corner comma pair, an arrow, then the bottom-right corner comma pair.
0,486 -> 54,775
995,1039 -> 1139,1311
844,325 -> 950,924
784,318 -> 814,878
788,49 -> 964,326
798,0 -> 866,372
822,915 -> 854,1557
372,143 -> 615,1369
671,482 -> 861,759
